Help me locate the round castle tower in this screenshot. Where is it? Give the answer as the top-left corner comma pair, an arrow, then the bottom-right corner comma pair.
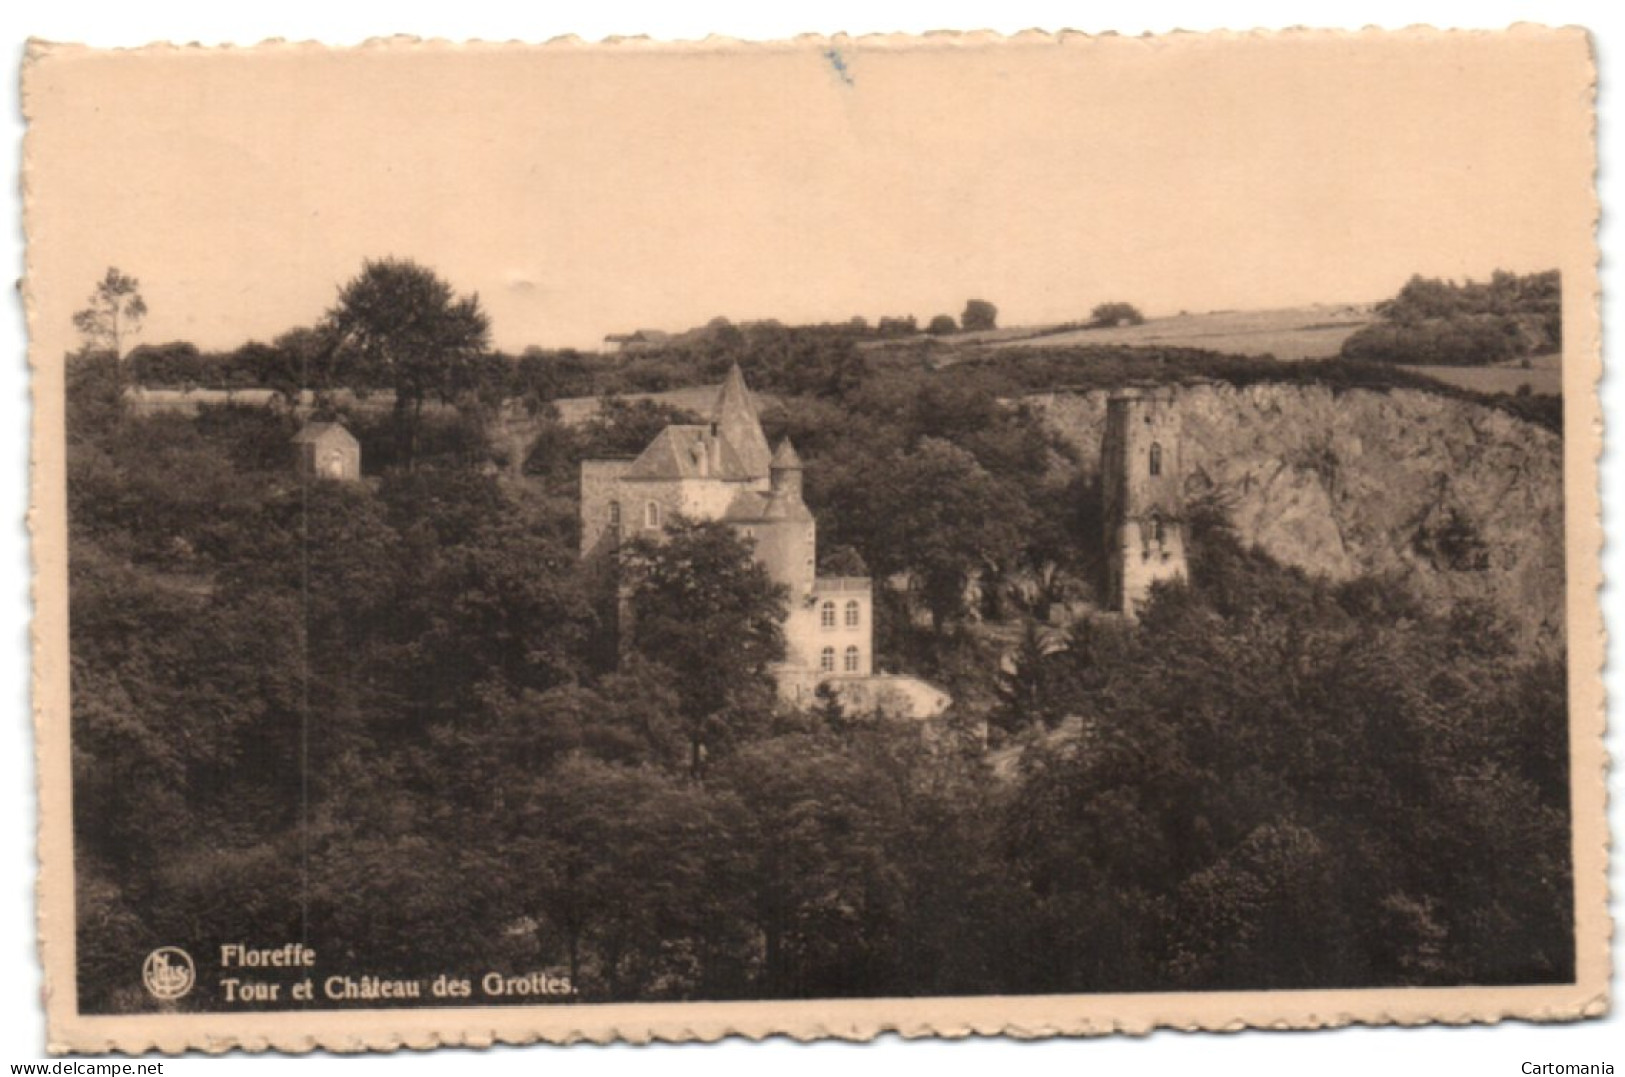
746,439 -> 816,599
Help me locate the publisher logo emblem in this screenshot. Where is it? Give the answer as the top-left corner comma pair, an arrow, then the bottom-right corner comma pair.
142,947 -> 195,1000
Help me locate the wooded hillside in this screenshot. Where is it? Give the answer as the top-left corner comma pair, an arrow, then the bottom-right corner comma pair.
70,327 -> 1571,1010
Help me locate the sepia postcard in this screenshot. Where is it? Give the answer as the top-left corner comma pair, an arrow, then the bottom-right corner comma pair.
23,26 -> 1607,1053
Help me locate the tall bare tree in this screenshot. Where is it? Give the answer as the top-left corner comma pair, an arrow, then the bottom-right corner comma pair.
73,267 -> 148,359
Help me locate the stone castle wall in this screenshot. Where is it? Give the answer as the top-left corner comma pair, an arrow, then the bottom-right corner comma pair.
579,459 -> 633,556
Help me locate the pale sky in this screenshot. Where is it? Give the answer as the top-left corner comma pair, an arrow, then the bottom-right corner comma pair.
24,30 -> 1593,356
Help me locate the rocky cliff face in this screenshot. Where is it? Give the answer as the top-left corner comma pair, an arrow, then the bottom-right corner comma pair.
1026,384 -> 1565,649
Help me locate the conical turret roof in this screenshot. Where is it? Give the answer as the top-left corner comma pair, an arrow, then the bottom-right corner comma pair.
712,363 -> 773,478
770,438 -> 804,470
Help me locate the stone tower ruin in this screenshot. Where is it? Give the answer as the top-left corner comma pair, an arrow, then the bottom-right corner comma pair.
1102,389 -> 1188,617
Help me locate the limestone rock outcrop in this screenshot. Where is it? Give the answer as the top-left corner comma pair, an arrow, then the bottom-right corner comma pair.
1027,384 -> 1564,650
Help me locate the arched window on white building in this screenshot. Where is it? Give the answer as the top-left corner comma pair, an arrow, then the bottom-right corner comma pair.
821,601 -> 836,628
820,647 -> 836,672
843,645 -> 860,673
644,500 -> 660,529
1149,442 -> 1163,477
845,600 -> 861,627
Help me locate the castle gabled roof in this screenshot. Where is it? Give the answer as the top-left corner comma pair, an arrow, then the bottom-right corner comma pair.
603,365 -> 776,483
721,489 -> 770,521
291,420 -> 358,446
621,425 -> 731,481
721,486 -> 813,524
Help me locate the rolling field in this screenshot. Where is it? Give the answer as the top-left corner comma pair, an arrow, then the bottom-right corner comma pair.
1409,354 -> 1562,397
551,384 -> 722,425
550,383 -> 784,426
935,305 -> 1563,397
986,304 -> 1376,361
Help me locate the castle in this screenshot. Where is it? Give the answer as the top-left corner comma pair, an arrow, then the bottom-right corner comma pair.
1102,389 -> 1188,617
577,372 -> 1186,710
290,372 -> 1181,639
580,366 -> 949,717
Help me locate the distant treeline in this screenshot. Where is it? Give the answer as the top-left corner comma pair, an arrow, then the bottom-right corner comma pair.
1340,270 -> 1561,366
125,324 -> 1560,438
121,317 -> 898,401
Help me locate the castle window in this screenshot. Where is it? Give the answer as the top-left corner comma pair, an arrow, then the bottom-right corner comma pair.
820,646 -> 836,672
644,501 -> 661,529
844,600 -> 860,627
1152,516 -> 1165,544
820,601 -> 837,628
608,501 -> 621,527
1149,442 -> 1163,477
843,645 -> 860,673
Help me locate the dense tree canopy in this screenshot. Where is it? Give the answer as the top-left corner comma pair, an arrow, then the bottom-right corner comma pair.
1342,269 -> 1561,366
66,293 -> 1570,1013
620,519 -> 788,772
1089,301 -> 1145,328
961,299 -> 998,332
324,258 -> 491,462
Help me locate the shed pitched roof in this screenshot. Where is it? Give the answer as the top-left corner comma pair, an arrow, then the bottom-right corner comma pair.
291,421 -> 358,446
